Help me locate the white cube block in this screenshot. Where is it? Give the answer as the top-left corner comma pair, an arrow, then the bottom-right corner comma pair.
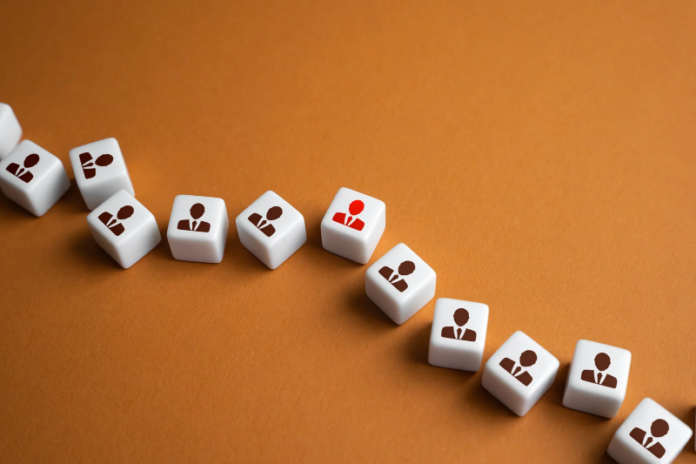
0,103 -> 22,159
482,331 -> 559,416
69,137 -> 135,210
365,243 -> 436,325
87,190 -> 161,269
235,191 -> 306,269
0,140 -> 70,216
608,398 -> 692,464
563,340 -> 631,418
167,195 -> 229,263
320,187 -> 386,264
428,298 -> 489,371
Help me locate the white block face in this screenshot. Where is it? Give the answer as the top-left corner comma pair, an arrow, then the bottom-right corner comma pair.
428,298 -> 489,371
365,243 -> 437,325
69,138 -> 135,210
235,191 -> 306,269
607,398 -> 693,464
167,195 -> 229,263
320,187 -> 386,264
87,190 -> 161,269
562,340 -> 631,418
0,140 -> 70,216
481,331 -> 560,416
0,103 -> 22,159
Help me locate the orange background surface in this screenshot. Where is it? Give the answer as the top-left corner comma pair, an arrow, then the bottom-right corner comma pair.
1,1 -> 695,463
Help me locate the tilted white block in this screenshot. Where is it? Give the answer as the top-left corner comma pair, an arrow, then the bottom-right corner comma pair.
69,137 -> 135,210
0,103 -> 22,160
607,398 -> 692,464
167,195 -> 229,263
0,140 -> 70,216
482,331 -> 559,416
365,243 -> 436,325
321,187 -> 386,264
236,191 -> 306,269
428,298 -> 489,372
563,339 -> 631,418
87,190 -> 161,269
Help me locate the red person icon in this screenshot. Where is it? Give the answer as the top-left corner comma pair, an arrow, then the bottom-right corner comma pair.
332,200 -> 365,231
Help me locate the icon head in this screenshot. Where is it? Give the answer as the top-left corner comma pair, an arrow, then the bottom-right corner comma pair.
266,206 -> 283,220
594,352 -> 611,371
24,154 -> 40,168
117,205 -> 134,220
190,203 -> 205,220
95,154 -> 113,167
397,261 -> 416,276
519,350 -> 537,367
650,419 -> 669,438
453,308 -> 470,327
348,200 -> 364,216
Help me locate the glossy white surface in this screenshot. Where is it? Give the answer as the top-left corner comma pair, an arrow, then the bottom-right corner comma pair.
563,339 -> 631,418
365,243 -> 436,325
0,103 -> 22,159
607,398 -> 692,464
87,190 -> 161,269
0,140 -> 70,216
321,187 -> 386,264
69,137 -> 135,210
428,298 -> 489,372
167,195 -> 229,263
481,331 -> 559,416
235,190 -> 306,269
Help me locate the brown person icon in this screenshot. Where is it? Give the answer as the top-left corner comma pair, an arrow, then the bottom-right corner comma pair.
499,350 -> 537,386
79,152 -> 113,179
6,153 -> 39,183
98,205 -> 134,236
630,419 -> 669,459
332,199 -> 365,231
580,352 -> 617,389
177,203 -> 210,232
249,206 -> 282,237
441,308 -> 477,342
378,261 -> 415,292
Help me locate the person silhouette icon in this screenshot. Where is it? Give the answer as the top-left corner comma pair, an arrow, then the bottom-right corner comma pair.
98,205 -> 134,236
332,199 -> 365,231
378,261 -> 415,292
6,153 -> 39,183
581,352 -> 618,389
177,203 -> 211,232
441,308 -> 477,342
630,419 -> 669,458
248,206 -> 283,237
499,350 -> 537,386
79,152 -> 113,179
